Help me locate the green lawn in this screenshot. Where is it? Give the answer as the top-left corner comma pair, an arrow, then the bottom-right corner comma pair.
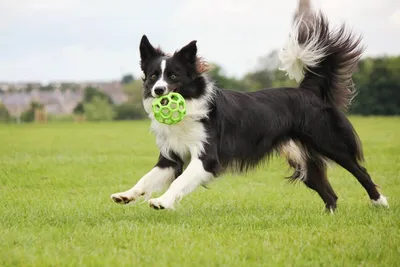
1,117 -> 399,267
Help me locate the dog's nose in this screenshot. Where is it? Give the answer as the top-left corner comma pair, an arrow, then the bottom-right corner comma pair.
153,86 -> 166,96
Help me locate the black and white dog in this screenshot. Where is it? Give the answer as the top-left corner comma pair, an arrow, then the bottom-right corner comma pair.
111,12 -> 388,212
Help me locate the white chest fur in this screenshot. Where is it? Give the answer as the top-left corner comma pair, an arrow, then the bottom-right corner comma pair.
143,98 -> 210,160
151,119 -> 207,160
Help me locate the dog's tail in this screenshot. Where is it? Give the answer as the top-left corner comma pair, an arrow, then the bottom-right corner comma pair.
279,11 -> 365,111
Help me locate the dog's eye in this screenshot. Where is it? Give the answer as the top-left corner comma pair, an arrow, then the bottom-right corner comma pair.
170,74 -> 177,80
150,74 -> 157,80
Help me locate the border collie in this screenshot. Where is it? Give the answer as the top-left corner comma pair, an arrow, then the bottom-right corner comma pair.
111,11 -> 388,212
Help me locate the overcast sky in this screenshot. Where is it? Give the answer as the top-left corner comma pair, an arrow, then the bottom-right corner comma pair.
1,0 -> 399,83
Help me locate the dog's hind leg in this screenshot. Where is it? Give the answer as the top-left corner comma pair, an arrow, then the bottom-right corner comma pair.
281,140 -> 338,212
303,157 -> 338,213
318,148 -> 387,207
302,113 -> 388,208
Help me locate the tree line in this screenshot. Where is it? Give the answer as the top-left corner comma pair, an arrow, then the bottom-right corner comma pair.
0,52 -> 398,123
117,52 -> 399,120
207,52 -> 400,115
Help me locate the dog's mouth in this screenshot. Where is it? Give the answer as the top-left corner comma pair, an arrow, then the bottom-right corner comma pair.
160,88 -> 179,105
151,87 -> 180,101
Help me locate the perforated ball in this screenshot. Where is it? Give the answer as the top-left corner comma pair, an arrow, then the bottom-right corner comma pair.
152,92 -> 186,125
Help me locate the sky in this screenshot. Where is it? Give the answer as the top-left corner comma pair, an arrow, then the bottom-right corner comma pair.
0,0 -> 399,83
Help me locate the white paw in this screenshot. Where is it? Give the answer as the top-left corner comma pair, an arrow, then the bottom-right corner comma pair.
371,195 -> 389,208
110,190 -> 143,204
148,196 -> 175,210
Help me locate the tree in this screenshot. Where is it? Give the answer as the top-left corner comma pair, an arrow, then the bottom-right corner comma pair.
0,102 -> 10,122
40,84 -> 54,91
72,86 -> 117,120
123,80 -> 144,102
121,74 -> 135,85
114,102 -> 146,120
60,83 -> 79,92
350,56 -> 400,115
20,102 -> 44,122
83,86 -> 113,104
25,84 -> 34,92
208,64 -> 247,91
242,70 -> 273,91
115,80 -> 147,120
73,102 -> 85,115
119,80 -> 147,120
83,96 -> 115,121
271,69 -> 298,88
240,49 -> 297,90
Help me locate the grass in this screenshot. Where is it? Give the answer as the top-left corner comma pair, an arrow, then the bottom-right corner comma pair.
0,117 -> 399,267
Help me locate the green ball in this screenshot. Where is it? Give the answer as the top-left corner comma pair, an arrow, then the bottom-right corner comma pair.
152,92 -> 186,125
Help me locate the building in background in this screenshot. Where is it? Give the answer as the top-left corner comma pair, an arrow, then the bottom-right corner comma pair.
0,81 -> 128,118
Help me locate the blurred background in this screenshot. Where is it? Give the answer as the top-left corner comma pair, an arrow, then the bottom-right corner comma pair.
0,0 -> 399,123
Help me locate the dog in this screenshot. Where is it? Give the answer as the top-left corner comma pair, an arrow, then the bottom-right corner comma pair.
111,11 -> 388,212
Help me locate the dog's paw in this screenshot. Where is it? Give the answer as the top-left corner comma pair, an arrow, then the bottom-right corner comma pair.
110,191 -> 137,204
371,195 -> 389,208
148,197 -> 174,210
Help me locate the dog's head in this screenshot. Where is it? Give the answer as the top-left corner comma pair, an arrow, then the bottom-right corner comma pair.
139,35 -> 210,100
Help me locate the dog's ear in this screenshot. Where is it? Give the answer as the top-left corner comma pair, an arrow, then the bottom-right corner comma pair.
175,40 -> 197,65
139,35 -> 160,71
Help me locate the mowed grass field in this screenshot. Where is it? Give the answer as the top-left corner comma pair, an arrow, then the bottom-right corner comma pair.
1,117 -> 399,267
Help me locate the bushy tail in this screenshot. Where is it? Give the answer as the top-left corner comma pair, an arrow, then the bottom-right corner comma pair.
279,11 -> 365,110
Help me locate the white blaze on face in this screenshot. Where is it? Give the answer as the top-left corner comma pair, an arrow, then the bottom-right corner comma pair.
151,59 -> 168,97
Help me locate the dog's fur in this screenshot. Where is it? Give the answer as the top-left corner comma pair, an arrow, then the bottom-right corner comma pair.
111,12 -> 389,212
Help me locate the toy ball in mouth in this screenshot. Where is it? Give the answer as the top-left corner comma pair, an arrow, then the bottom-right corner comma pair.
152,92 -> 186,125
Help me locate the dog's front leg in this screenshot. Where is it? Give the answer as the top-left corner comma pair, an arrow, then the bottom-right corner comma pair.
148,157 -> 215,210
111,153 -> 182,204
